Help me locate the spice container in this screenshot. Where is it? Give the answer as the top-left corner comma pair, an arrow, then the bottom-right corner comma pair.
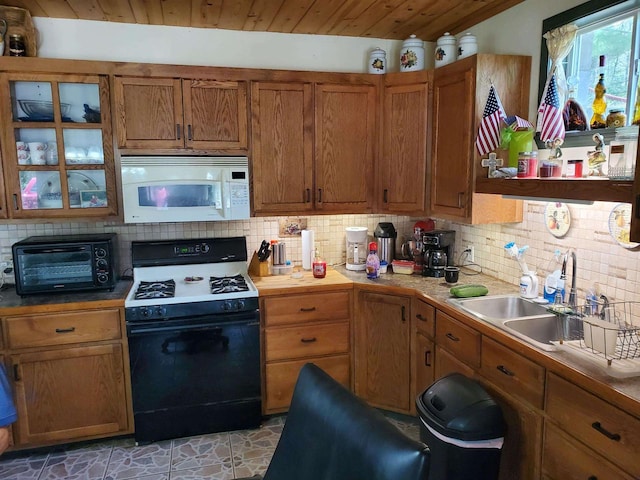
566,159 -> 584,178
517,151 -> 538,178
400,34 -> 424,72
368,47 -> 386,74
606,109 -> 626,128
435,32 -> 456,68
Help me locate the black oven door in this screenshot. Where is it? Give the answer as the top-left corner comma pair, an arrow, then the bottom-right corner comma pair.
13,245 -> 98,295
126,311 -> 261,443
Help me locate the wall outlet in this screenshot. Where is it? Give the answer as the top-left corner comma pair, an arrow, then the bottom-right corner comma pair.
466,245 -> 475,263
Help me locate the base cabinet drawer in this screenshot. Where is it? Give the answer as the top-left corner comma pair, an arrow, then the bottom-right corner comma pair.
263,292 -> 351,326
546,373 -> 640,478
6,309 -> 122,349
480,336 -> 545,409
435,310 -> 480,368
265,355 -> 350,412
542,422 -> 634,480
265,321 -> 349,361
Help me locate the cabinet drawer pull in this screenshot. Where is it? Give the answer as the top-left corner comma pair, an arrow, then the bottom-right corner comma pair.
55,327 -> 76,334
300,337 -> 317,343
445,332 -> 460,342
176,123 -> 182,140
588,476 -> 598,480
300,307 -> 317,312
416,313 -> 428,322
424,350 -> 432,367
591,421 -> 621,441
496,365 -> 515,376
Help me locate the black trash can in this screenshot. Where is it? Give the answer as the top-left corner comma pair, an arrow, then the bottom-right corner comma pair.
416,373 -> 505,480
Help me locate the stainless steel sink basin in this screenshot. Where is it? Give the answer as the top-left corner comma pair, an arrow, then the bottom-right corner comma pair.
450,294 -> 551,321
448,294 -> 563,351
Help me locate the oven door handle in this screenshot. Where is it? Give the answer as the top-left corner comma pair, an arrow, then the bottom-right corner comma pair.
128,319 -> 259,336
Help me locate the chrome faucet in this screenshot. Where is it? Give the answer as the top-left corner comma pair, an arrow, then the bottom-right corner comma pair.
565,250 -> 578,309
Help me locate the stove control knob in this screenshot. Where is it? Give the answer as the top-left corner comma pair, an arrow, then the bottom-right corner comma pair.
157,306 -> 167,318
223,300 -> 235,311
141,307 -> 153,318
237,300 -> 245,310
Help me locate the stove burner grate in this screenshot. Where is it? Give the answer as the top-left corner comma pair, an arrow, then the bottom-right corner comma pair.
210,274 -> 250,294
135,279 -> 176,299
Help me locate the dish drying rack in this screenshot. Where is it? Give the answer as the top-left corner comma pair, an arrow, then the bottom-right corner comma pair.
553,301 -> 640,366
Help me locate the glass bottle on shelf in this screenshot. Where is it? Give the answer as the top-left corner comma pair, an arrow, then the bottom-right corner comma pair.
590,55 -> 607,129
633,78 -> 640,126
562,76 -> 588,132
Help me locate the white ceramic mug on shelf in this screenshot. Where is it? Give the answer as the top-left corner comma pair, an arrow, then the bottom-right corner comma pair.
28,142 -> 47,165
16,141 -> 30,164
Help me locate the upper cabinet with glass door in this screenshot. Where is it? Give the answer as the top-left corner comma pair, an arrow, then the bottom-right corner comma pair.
0,73 -> 117,218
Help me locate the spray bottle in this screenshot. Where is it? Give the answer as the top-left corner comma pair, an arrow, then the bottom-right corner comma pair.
505,242 -> 539,299
543,249 -> 565,303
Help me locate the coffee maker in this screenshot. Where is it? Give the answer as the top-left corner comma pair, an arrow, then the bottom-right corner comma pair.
422,230 -> 456,277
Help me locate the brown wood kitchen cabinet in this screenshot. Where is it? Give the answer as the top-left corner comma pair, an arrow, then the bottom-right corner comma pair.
412,297 -> 435,409
3,308 -> 132,448
379,71 -> 431,214
0,66 -> 118,219
252,79 -> 377,215
262,290 -> 352,414
543,372 -> 640,479
251,81 -> 314,214
354,288 -> 412,413
114,76 -> 248,152
430,54 -> 530,224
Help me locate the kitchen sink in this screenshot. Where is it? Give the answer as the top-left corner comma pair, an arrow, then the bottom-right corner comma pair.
448,295 -> 564,351
450,294 -> 551,321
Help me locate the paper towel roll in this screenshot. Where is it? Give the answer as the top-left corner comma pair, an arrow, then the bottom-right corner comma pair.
301,230 -> 315,270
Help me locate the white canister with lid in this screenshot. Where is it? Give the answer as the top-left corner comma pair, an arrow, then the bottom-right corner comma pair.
435,32 -> 457,68
400,34 -> 424,72
368,47 -> 387,74
457,32 -> 477,59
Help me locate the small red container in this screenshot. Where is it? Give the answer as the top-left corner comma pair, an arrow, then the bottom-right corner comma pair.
566,159 -> 583,178
517,151 -> 538,178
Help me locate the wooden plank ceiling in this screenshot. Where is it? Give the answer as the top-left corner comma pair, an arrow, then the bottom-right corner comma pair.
0,0 -> 524,41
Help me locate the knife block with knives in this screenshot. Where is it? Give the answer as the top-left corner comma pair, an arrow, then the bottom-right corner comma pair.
249,240 -> 271,277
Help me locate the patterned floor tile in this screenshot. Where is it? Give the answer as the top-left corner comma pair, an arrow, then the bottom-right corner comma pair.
38,450 -> 110,480
171,433 -> 232,471
0,455 -> 48,480
231,454 -> 270,479
169,462 -> 234,480
105,441 -> 172,480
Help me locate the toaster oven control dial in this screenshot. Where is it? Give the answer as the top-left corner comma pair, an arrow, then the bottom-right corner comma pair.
96,258 -> 108,269
95,247 -> 108,258
97,273 -> 109,284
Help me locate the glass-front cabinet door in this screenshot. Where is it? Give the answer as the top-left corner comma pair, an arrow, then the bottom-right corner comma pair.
0,73 -> 116,218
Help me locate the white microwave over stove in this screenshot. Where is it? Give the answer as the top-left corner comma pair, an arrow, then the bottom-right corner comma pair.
121,156 -> 250,223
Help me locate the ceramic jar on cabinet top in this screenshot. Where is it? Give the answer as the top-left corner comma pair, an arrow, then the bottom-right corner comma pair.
368,47 -> 387,74
400,34 -> 424,72
457,32 -> 477,59
435,32 -> 456,68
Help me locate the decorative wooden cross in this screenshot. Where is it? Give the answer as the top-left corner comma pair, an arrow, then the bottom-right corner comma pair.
481,153 -> 503,177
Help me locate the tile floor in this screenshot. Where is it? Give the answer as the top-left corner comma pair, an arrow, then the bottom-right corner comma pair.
0,413 -> 421,480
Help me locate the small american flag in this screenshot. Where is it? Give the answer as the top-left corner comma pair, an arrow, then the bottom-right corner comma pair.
476,85 -> 506,155
539,74 -> 565,141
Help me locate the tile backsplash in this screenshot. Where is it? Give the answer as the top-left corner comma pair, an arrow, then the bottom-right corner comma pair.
0,200 -> 638,308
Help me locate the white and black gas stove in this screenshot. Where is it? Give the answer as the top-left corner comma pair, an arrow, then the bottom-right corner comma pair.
125,236 -> 261,444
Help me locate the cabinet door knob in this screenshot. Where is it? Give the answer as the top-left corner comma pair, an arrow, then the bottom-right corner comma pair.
317,188 -> 323,203
176,123 -> 182,140
187,124 -> 193,141
383,189 -> 388,203
13,364 -> 20,381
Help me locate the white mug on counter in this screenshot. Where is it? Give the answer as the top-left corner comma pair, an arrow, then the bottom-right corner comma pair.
28,142 -> 47,165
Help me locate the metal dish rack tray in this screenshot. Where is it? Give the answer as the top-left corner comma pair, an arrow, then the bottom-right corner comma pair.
556,301 -> 640,365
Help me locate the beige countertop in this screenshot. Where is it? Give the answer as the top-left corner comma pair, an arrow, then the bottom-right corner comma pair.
253,265 -> 640,418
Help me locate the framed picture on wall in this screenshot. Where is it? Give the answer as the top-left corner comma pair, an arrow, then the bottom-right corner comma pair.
81,189 -> 107,208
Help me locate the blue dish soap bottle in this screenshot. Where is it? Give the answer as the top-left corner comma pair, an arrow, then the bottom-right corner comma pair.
365,242 -> 380,279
